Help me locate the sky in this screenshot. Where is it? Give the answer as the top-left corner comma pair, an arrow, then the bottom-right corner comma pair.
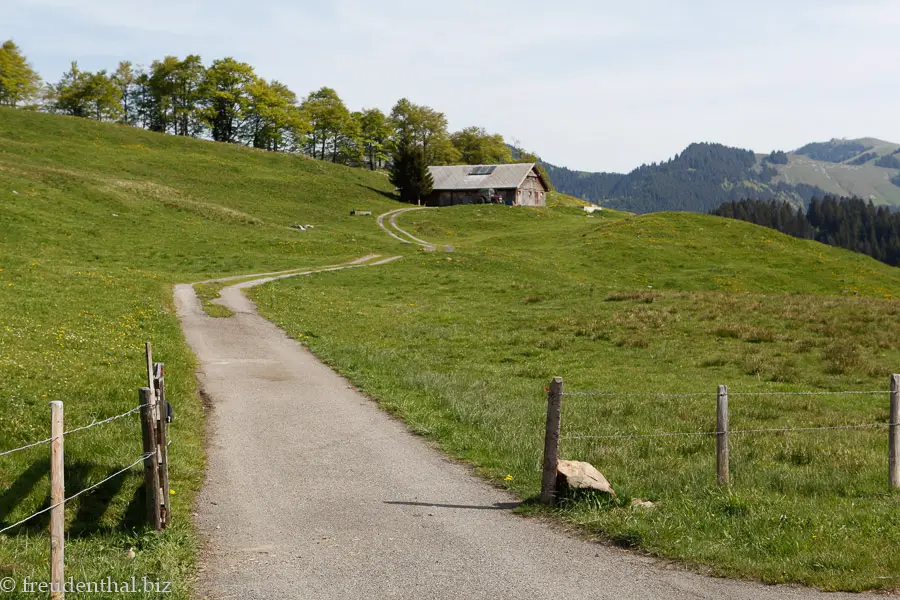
4,0 -> 898,173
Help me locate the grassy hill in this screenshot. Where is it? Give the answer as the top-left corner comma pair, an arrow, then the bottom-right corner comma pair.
2,108 -> 899,593
0,107 -> 399,599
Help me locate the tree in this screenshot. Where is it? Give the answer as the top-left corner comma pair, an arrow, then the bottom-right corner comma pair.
301,87 -> 354,162
201,58 -> 257,143
84,70 -> 120,121
0,40 -> 41,107
450,126 -> 512,164
47,62 -> 120,121
112,61 -> 136,124
172,55 -> 205,136
246,79 -> 308,152
389,98 -> 458,165
146,55 -> 206,136
355,108 -> 392,170
390,140 -> 433,205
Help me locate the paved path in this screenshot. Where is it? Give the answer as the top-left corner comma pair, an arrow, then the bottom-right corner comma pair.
176,255 -> 871,600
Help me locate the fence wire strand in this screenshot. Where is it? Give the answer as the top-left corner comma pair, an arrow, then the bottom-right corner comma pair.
0,403 -> 149,459
563,390 -> 889,398
561,423 -> 888,441
0,451 -> 154,536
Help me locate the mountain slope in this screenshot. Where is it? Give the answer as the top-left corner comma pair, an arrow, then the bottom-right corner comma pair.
547,138 -> 900,213
774,139 -> 900,204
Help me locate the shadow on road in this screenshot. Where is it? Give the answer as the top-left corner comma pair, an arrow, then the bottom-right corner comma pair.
384,500 -> 519,511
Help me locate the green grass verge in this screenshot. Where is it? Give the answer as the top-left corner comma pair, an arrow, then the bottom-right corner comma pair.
192,283 -> 234,318
251,205 -> 900,591
0,108 -> 400,598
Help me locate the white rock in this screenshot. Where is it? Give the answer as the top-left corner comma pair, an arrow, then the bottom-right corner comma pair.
556,460 -> 615,497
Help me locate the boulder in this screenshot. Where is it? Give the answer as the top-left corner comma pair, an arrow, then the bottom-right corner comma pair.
556,460 -> 615,497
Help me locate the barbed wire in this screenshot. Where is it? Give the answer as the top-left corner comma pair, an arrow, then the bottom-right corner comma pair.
561,422 -> 888,441
729,391 -> 889,396
0,403 -> 150,459
0,435 -> 55,458
563,392 -> 713,398
0,451 -> 154,536
563,390 -> 889,398
62,403 -> 149,438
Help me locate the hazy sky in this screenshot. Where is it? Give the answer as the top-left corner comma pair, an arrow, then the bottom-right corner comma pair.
4,0 -> 898,172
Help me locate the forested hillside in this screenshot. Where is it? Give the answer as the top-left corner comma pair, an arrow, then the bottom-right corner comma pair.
545,138 -> 900,213
712,197 -> 900,267
544,143 -> 829,214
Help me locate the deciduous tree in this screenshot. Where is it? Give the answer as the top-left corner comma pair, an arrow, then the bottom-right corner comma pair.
301,87 -> 354,162
450,126 -> 512,164
48,62 -> 120,121
247,79 -> 309,152
389,98 -> 458,165
112,61 -> 136,124
201,58 -> 257,143
355,108 -> 391,170
0,40 -> 41,107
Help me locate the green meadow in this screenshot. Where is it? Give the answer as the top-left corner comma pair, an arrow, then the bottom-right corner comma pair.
0,108 -> 396,599
251,206 -> 900,591
2,107 -> 899,593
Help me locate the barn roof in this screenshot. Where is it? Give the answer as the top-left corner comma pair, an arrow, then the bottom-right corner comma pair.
428,163 -> 547,191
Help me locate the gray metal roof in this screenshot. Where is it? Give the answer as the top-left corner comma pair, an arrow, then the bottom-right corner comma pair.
428,163 -> 544,191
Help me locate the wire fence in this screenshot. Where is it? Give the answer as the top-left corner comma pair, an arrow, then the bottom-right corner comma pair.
0,402 -> 151,458
0,451 -> 153,536
561,422 -> 888,441
539,376 -> 900,504
0,343 -> 175,594
562,390 -> 889,398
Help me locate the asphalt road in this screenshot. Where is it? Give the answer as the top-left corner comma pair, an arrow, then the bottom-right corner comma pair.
175,259 -> 872,600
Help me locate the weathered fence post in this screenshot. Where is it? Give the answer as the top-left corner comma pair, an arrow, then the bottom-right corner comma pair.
49,401 -> 65,600
717,385 -> 729,486
540,377 -> 563,505
154,363 -> 171,528
890,374 -> 899,490
139,387 -> 162,531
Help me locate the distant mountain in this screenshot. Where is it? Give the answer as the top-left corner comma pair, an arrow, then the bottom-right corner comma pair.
545,138 -> 900,214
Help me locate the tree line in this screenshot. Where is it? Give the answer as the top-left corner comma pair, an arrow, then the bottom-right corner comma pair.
0,40 -> 549,202
711,197 -> 900,267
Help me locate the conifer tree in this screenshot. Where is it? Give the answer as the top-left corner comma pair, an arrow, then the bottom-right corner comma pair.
390,141 -> 433,205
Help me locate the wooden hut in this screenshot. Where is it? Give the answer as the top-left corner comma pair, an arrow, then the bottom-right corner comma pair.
423,163 -> 549,207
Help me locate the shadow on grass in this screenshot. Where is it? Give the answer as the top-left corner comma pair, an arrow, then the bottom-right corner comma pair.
357,184 -> 398,202
384,500 -> 520,510
0,461 -> 148,537
0,459 -> 48,530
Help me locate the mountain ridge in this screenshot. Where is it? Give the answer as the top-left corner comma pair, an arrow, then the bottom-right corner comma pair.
545,137 -> 900,213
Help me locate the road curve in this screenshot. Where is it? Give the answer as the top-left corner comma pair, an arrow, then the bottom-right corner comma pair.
175,257 -> 870,600
377,207 -> 451,251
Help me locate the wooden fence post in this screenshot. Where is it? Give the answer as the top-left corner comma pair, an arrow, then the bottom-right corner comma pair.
49,401 -> 64,600
890,374 -> 899,490
540,377 -> 563,505
717,385 -> 729,486
154,363 -> 171,528
139,387 -> 162,531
